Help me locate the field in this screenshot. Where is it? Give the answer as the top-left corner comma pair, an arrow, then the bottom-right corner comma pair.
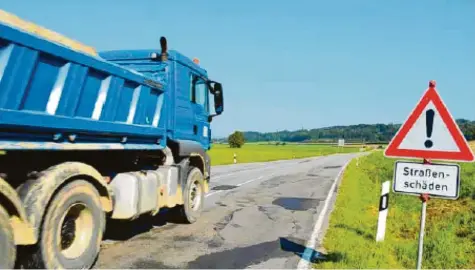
315,151 -> 475,269
208,143 -> 370,166
0,142 -> 374,166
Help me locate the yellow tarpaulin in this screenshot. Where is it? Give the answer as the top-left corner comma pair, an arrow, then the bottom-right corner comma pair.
0,9 -> 97,56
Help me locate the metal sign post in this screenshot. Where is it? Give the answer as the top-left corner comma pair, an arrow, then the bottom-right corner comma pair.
393,158 -> 460,269
416,159 -> 430,270
417,192 -> 429,270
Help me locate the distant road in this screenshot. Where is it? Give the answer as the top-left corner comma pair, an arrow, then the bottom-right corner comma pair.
95,152 -> 365,269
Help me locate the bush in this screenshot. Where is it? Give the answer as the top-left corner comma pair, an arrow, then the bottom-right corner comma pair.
228,131 -> 245,148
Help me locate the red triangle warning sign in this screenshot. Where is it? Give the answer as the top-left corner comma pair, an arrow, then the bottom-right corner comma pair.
384,81 -> 475,162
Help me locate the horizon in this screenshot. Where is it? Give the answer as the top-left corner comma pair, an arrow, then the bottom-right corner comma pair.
219,117 -> 475,138
2,1 -> 474,138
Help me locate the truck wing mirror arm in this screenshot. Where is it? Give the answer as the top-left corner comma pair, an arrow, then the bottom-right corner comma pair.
208,115 -> 216,122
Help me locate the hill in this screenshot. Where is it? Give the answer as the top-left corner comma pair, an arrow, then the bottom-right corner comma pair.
216,119 -> 475,143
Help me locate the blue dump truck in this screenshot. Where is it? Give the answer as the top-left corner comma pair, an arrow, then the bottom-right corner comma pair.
0,11 -> 223,269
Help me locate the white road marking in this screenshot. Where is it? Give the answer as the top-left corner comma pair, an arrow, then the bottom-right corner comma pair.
212,164 -> 273,180
205,190 -> 223,197
205,174 -> 273,198
211,156 -> 316,181
296,159 -> 351,269
236,176 -> 264,186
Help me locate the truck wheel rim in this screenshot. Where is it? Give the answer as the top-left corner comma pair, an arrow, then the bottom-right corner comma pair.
57,203 -> 94,259
189,175 -> 202,211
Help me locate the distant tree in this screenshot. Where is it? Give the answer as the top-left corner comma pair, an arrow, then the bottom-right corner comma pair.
228,131 -> 245,148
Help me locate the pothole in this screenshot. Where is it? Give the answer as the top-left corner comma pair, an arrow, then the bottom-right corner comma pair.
272,197 -> 321,211
212,185 -> 238,191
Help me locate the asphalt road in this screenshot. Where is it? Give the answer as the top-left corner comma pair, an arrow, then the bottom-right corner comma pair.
95,152 -> 364,269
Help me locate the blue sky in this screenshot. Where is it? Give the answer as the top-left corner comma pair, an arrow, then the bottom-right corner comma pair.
1,0 -> 474,137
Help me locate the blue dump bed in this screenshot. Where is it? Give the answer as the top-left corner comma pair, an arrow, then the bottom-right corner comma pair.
0,22 -> 168,151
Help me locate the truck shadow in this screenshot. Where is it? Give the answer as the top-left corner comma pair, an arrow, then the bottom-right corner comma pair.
103,208 -> 185,241
185,237 -> 343,269
130,237 -> 343,269
105,236 -> 343,269
279,237 -> 343,264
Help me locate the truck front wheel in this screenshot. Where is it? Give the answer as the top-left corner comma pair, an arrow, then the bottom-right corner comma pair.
29,180 -> 105,269
173,167 -> 205,224
0,205 -> 16,269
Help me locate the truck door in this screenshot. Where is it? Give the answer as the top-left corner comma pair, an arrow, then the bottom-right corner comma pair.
190,73 -> 210,149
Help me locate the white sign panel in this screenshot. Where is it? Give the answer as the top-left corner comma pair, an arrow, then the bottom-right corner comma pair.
338,139 -> 344,147
393,161 -> 460,199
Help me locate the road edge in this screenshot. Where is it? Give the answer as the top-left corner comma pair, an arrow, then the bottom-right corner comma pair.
296,158 -> 352,269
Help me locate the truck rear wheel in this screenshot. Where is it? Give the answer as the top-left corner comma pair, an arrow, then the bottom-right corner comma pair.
173,167 -> 205,224
0,205 -> 16,269
28,180 -> 105,269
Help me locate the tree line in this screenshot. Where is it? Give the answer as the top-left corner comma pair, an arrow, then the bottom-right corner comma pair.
217,119 -> 475,144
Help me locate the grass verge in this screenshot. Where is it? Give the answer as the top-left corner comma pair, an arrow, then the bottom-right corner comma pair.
315,151 -> 475,269
208,143 -> 367,166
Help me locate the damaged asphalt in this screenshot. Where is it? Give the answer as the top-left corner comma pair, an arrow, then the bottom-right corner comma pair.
95,153 -> 363,269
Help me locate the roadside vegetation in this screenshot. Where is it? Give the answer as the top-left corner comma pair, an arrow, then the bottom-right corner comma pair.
208,143 -> 369,165
316,151 -> 475,269
227,130 -> 246,148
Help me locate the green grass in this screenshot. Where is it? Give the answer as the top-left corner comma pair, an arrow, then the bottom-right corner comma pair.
315,151 -> 475,269
208,143 -> 367,166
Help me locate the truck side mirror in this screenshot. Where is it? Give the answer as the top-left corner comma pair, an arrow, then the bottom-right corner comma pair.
213,83 -> 224,115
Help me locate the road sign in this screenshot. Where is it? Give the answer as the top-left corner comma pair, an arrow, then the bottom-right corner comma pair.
384,81 -> 474,162
338,139 -> 345,147
392,161 -> 460,199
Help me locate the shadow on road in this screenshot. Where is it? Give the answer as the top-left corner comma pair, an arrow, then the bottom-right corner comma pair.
121,236 -> 343,269
279,237 -> 342,263
104,208 -> 185,241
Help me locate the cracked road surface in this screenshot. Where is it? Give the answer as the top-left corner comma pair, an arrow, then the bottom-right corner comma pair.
95,152 -> 363,269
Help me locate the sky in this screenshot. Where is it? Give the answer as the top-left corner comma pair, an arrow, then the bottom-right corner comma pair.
1,0 -> 474,137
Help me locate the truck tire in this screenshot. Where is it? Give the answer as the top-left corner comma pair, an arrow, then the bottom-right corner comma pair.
0,205 -> 16,269
27,180 -> 105,269
173,167 -> 205,224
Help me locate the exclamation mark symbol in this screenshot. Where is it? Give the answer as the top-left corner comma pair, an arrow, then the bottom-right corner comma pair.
424,109 -> 435,148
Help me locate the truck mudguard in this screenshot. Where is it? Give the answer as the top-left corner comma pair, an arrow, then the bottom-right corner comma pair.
17,162 -> 113,238
0,177 -> 36,245
169,139 -> 210,178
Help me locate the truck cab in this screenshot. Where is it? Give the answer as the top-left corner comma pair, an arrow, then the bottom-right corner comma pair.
99,44 -> 224,151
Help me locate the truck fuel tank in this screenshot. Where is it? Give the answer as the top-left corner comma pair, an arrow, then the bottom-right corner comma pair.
109,171 -> 158,220
108,166 -> 179,220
